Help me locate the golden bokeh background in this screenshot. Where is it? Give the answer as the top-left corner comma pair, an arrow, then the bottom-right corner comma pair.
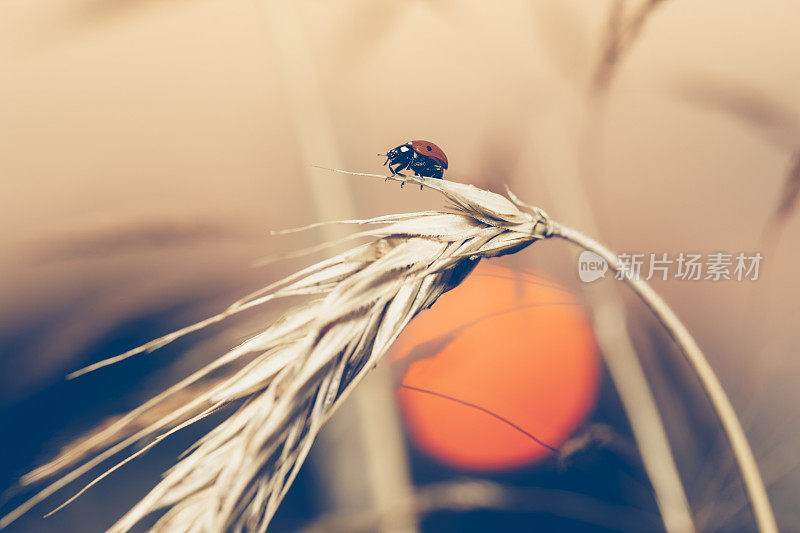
2,1 -> 799,531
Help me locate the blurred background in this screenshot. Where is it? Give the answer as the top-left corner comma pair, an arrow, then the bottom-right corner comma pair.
1,0 -> 799,531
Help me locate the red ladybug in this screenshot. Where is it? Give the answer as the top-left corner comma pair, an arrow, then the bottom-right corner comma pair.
383,140 -> 448,187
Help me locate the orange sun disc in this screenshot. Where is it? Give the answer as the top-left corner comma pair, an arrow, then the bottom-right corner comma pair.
390,264 -> 600,471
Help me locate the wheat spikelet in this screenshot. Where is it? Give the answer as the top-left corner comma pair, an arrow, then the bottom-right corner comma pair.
1,172 -> 776,533
1,174 -> 551,532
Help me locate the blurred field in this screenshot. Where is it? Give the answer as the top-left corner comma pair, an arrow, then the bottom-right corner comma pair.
1,1 -> 800,531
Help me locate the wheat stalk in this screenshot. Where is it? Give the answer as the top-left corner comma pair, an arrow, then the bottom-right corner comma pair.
257,0 -> 417,525
578,3 -> 694,529
592,0 -> 668,91
1,172 -> 776,532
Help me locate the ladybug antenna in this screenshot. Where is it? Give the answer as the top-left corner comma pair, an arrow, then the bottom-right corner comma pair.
398,383 -> 560,455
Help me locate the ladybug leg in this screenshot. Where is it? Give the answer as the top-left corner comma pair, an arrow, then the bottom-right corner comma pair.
387,163 -> 409,189
387,165 -> 405,186
390,163 -> 407,177
411,169 -> 425,190
409,162 -> 429,190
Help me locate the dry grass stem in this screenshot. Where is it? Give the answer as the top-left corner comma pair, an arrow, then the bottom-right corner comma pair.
1,172 -> 775,533
676,75 -> 800,237
258,0 -> 417,527
592,0 -> 668,91
772,150 -> 800,227
552,223 -> 779,533
531,110 -> 694,533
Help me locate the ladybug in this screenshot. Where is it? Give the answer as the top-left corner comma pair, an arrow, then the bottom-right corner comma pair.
383,140 -> 448,187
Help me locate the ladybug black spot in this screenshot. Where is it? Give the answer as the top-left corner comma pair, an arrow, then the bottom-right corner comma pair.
426,146 -> 432,151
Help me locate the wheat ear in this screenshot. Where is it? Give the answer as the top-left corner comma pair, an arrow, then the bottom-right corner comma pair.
1,172 -> 776,533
